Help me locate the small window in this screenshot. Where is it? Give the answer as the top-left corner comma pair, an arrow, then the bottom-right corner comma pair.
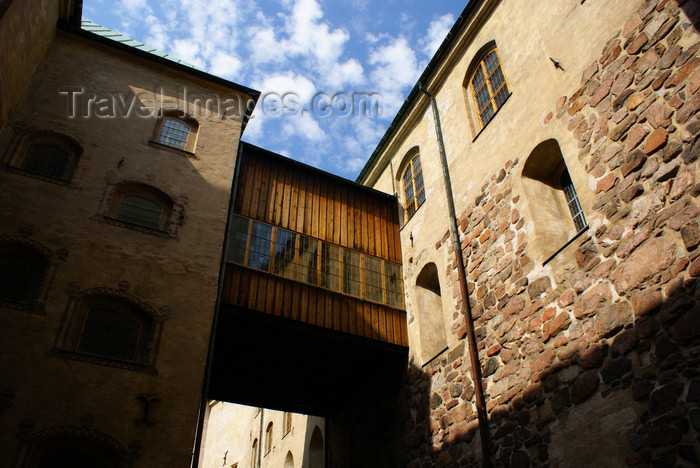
9,131 -> 82,182
247,222 -> 273,271
273,228 -> 297,279
522,139 -> 588,263
0,242 -> 48,304
251,439 -> 258,468
469,47 -> 510,128
265,422 -> 273,455
402,151 -> 425,220
152,111 -> 198,153
561,170 -> 587,232
107,183 -> 174,232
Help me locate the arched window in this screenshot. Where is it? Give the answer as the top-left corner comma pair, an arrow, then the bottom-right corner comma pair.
251,439 -> 258,468
51,291 -> 165,372
522,139 -> 588,262
284,451 -> 294,468
11,131 -> 82,182
467,45 -> 510,128
265,422 -> 273,455
415,263 -> 447,365
0,242 -> 48,304
152,110 -> 198,153
75,297 -> 153,363
401,150 -> 425,220
308,426 -> 323,468
107,183 -> 174,232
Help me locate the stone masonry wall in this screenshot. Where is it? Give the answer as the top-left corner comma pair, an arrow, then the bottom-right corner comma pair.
393,1 -> 700,466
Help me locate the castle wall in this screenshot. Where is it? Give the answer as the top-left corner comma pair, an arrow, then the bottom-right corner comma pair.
362,0 -> 700,465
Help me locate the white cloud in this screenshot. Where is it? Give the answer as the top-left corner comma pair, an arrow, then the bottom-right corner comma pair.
326,59 -> 364,89
421,14 -> 454,57
255,72 -> 317,105
368,36 -> 421,115
210,51 -> 243,78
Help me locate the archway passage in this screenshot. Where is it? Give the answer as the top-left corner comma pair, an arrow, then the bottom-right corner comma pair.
33,437 -> 122,468
284,451 -> 294,468
308,426 -> 323,468
208,305 -> 407,416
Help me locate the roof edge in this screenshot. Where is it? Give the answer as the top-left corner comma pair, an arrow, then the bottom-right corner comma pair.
57,21 -> 261,130
355,0 -> 483,184
241,142 -> 399,202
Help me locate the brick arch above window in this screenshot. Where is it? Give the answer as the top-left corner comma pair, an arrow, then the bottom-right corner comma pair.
97,181 -> 184,237
50,287 -> 168,373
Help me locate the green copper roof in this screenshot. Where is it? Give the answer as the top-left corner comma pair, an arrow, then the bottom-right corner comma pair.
81,19 -> 204,71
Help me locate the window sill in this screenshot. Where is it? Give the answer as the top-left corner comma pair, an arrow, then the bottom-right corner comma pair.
542,226 -> 590,266
148,140 -> 197,159
98,216 -> 172,238
471,92 -> 513,143
3,165 -> 72,186
46,348 -> 158,374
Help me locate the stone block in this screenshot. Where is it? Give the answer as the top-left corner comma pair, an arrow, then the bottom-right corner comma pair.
596,301 -> 634,337
611,238 -> 676,292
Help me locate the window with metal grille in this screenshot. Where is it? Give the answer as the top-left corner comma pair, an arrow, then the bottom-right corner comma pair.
470,48 -> 510,127
22,144 -> 77,181
364,256 -> 384,303
77,306 -> 142,361
117,195 -> 163,230
561,170 -> 587,233
402,151 -> 425,220
0,243 -> 47,304
158,118 -> 191,150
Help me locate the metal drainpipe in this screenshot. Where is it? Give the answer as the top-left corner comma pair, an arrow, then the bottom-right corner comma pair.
418,84 -> 493,467
191,133 -> 246,468
258,408 -> 264,468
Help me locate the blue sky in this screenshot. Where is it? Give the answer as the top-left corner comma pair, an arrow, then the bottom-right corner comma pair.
83,0 -> 468,180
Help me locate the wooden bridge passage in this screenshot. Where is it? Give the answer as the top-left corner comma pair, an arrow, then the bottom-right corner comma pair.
208,143 -> 408,414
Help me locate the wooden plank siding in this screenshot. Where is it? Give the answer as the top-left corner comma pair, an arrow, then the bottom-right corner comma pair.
224,143 -> 407,347
234,144 -> 402,264
223,265 -> 408,347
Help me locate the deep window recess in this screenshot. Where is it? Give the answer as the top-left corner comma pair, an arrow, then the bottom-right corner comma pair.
402,151 -> 426,220
470,48 -> 510,127
107,183 -> 175,233
227,214 -> 404,308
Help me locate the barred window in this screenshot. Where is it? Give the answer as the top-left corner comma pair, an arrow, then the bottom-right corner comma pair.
402,151 -> 425,220
108,183 -> 174,232
10,131 -> 82,183
561,170 -> 587,233
470,48 -> 510,127
152,111 -> 198,153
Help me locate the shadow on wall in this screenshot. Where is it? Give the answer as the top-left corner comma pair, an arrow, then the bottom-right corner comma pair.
393,272 -> 699,467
